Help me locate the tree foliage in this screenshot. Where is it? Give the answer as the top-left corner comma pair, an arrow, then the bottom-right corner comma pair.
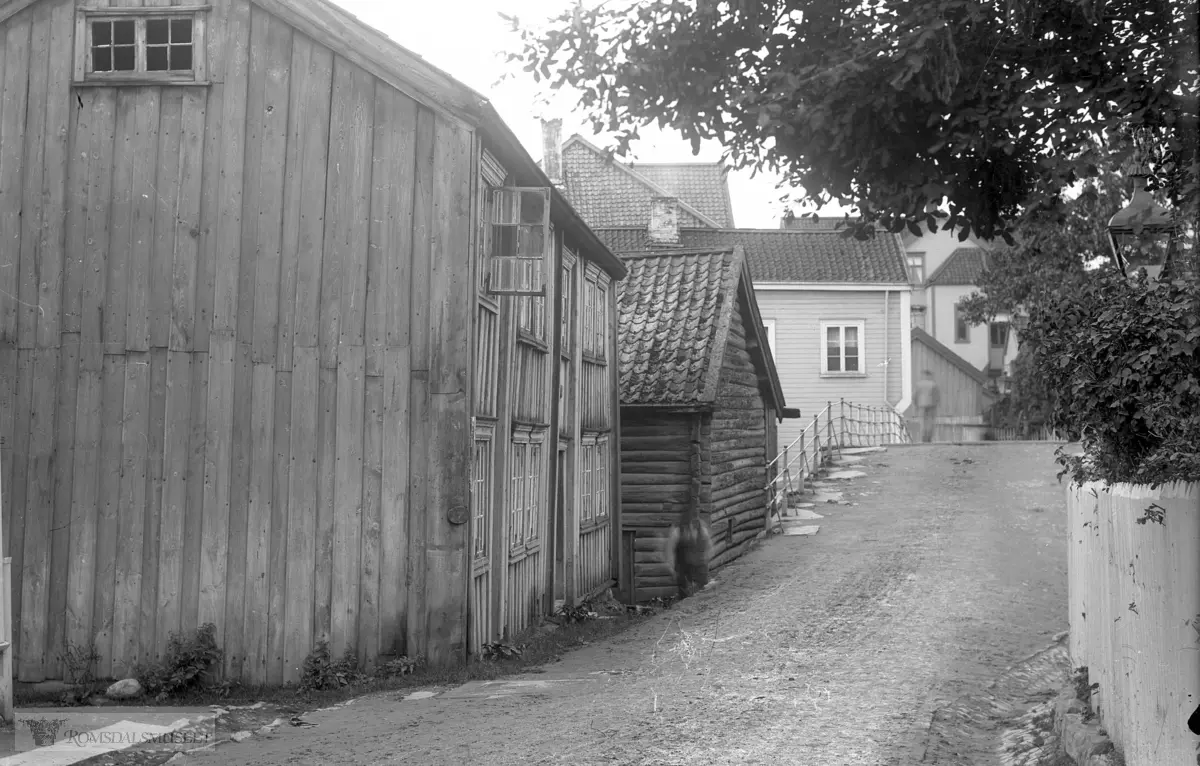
957,159 -> 1126,324
1025,274 -> 1200,485
505,0 -> 1198,242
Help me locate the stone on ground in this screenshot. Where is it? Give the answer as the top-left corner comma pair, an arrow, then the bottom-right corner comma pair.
105,678 -> 143,699
824,469 -> 868,480
783,524 -> 820,536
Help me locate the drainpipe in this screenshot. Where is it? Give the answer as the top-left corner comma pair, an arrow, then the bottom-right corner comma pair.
882,289 -> 890,405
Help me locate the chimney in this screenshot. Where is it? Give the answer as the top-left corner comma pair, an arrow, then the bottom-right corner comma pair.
649,196 -> 681,245
541,118 -> 563,186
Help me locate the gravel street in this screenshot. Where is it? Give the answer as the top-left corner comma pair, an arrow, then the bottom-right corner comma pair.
173,443 -> 1071,766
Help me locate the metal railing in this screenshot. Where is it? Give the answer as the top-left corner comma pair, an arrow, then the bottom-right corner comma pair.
765,399 -> 911,524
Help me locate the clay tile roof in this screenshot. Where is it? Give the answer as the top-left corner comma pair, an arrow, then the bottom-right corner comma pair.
560,137 -> 726,229
617,248 -> 743,406
626,163 -> 735,227
594,228 -> 909,284
926,247 -> 988,286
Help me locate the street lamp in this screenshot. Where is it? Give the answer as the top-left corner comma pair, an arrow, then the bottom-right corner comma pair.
1011,313 -> 1029,333
1107,136 -> 1176,281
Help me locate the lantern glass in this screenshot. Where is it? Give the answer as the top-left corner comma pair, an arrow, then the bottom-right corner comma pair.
1108,228 -> 1173,281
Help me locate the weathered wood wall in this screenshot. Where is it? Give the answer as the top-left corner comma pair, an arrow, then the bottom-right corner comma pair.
0,0 -> 472,683
618,410 -> 694,601
707,295 -> 768,569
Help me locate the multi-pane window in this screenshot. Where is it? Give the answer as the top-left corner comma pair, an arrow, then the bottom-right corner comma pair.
509,430 -> 545,549
91,20 -> 136,72
488,187 -> 549,298
821,322 -> 863,374
989,321 -> 1010,348
907,252 -> 926,285
472,434 -> 494,562
78,12 -> 206,82
146,18 -> 194,71
581,270 -> 608,359
954,304 -> 970,343
579,436 -> 609,526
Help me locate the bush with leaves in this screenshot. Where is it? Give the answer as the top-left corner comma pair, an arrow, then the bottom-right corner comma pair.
1026,273 -> 1200,485
298,642 -> 367,692
136,623 -> 223,699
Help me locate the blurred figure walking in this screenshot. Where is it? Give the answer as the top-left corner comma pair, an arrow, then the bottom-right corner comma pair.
915,370 -> 940,443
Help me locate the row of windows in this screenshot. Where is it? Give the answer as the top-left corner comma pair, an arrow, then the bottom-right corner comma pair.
761,319 -> 863,376
760,314 -> 1014,373
471,429 -> 611,561
78,11 -> 205,83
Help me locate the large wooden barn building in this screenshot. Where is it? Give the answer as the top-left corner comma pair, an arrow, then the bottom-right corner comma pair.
616,247 -> 785,601
0,0 -> 625,684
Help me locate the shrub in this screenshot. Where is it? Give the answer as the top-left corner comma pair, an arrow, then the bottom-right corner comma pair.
1026,273 -> 1200,485
298,642 -> 367,692
136,623 -> 223,699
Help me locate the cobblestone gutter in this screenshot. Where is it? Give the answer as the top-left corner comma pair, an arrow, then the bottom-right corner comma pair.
920,632 -> 1073,765
1051,670 -> 1124,766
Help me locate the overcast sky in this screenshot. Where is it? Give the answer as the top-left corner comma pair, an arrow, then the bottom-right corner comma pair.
328,0 -> 840,229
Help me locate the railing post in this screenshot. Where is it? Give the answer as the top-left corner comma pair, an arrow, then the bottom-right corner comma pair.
812,413 -> 820,470
839,398 -> 845,447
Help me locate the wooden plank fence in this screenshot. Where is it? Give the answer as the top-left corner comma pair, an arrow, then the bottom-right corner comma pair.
1067,481 -> 1200,766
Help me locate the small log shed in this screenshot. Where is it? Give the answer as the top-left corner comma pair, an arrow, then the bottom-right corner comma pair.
616,246 -> 787,601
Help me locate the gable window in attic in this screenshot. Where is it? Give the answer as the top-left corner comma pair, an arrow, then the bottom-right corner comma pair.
820,321 -> 864,375
907,252 -> 926,285
75,8 -> 208,85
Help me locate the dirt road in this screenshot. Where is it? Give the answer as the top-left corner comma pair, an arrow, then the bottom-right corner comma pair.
174,443 -> 1071,765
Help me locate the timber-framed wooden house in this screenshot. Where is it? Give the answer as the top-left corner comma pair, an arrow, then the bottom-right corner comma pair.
616,246 -> 785,601
0,0 -> 625,685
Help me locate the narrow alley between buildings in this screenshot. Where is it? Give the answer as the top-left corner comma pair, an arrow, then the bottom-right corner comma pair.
176,443 -> 1070,766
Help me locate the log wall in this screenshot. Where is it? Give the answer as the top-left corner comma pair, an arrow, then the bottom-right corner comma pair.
0,0 -> 473,683
618,410 -> 694,602
707,295 -> 769,570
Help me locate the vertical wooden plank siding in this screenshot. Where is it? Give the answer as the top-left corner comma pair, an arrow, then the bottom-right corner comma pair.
148,92 -> 181,351
379,349 -> 411,656
113,353 -> 149,675
35,0 -> 72,350
15,7 -> 47,352
332,346 -> 365,657
405,106 -> 435,659
282,347 -> 318,682
265,368 -> 291,683
0,15 -> 31,344
422,116 -> 473,664
0,11 -> 527,683
17,348 -> 57,678
46,335 -> 79,679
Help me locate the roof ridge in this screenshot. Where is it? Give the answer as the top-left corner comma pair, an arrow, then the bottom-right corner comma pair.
563,134 -> 725,228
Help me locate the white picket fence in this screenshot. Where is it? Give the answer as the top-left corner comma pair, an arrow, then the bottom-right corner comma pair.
765,400 -> 910,520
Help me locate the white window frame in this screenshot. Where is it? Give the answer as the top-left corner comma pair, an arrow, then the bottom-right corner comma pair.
906,252 -> 926,285
954,303 -> 970,344
820,321 -> 866,377
75,7 -> 209,86
762,319 -> 776,358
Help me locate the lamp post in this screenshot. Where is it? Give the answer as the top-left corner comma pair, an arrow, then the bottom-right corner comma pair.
1107,134 -> 1176,280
